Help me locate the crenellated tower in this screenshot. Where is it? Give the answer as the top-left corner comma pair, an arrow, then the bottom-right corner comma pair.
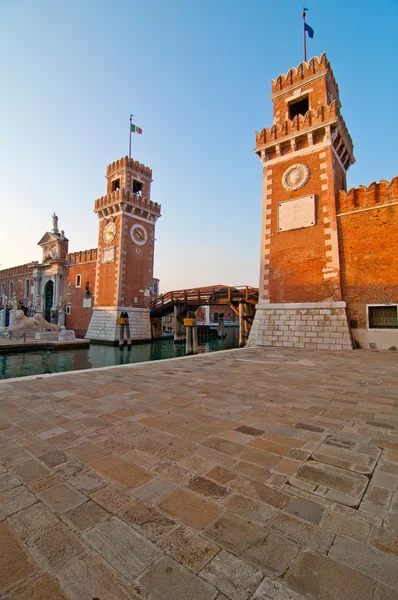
249,53 -> 354,350
86,156 -> 161,343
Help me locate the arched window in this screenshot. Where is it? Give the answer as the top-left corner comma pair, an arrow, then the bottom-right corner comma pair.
9,282 -> 14,298
24,279 -> 30,298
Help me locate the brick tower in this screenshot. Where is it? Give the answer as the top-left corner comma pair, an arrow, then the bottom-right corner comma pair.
249,53 -> 354,350
86,157 -> 161,342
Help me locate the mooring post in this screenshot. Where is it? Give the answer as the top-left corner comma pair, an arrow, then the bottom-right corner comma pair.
118,312 -> 127,348
239,302 -> 245,347
184,310 -> 198,355
174,304 -> 186,342
217,313 -> 225,338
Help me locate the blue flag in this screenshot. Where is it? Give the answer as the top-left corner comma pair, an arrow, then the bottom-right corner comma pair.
305,22 -> 314,38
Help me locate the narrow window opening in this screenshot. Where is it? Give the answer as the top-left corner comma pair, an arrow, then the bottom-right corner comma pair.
66,305 -> 71,315
112,179 -> 120,192
133,180 -> 143,195
368,306 -> 398,329
289,96 -> 309,120
76,274 -> 81,288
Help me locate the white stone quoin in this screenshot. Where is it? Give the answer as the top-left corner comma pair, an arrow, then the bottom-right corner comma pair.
248,301 -> 352,351
86,306 -> 151,343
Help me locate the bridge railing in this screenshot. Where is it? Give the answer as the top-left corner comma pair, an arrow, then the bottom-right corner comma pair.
150,285 -> 258,313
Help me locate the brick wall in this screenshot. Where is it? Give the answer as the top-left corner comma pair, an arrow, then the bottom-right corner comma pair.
338,178 -> 398,328
0,263 -> 35,307
64,251 -> 97,337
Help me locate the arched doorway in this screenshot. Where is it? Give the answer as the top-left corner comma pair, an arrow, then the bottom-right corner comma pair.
44,281 -> 54,322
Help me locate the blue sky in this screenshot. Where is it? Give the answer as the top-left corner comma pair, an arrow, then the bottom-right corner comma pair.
1,0 -> 397,292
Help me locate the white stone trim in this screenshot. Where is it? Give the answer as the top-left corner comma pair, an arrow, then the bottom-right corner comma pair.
337,201 -> 398,217
260,140 -> 332,167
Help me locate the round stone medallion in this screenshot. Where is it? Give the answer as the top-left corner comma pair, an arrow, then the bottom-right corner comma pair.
282,164 -> 310,191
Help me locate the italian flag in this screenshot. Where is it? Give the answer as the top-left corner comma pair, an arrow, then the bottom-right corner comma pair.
131,124 -> 143,134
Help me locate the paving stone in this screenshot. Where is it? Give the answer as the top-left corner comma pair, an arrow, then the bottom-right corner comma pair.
329,536 -> 398,588
319,509 -> 370,542
121,499 -> 175,541
288,551 -> 375,599
235,425 -> 264,436
122,448 -> 160,469
295,422 -> 325,433
6,572 -> 68,600
243,529 -> 299,575
207,466 -> 236,484
1,448 -> 33,469
137,556 -> 218,600
203,437 -> 244,456
369,526 -> 398,556
28,473 -> 65,493
153,460 -> 192,485
90,483 -> 136,512
200,549 -> 263,600
82,516 -> 159,579
89,455 -> 152,488
178,454 -> 216,475
8,502 -> 60,545
68,469 -> 108,494
251,577 -> 307,599
63,499 -> 109,532
133,476 -> 176,504
0,486 -> 36,515
268,511 -> 334,553
158,524 -> 220,572
66,441 -> 109,464
0,472 -> 21,492
38,449 -> 68,468
32,522 -> 87,573
204,511 -> 267,554
188,475 -> 229,499
10,460 -> 50,484
57,551 -> 136,600
240,447 -> 281,469
37,427 -> 67,440
222,493 -> 275,524
249,439 -> 288,456
37,483 -> 87,514
313,437 -> 381,474
374,583 -> 398,600
285,498 -> 325,524
360,484 -> 392,516
230,476 -> 291,509
234,461 -> 271,484
372,471 -> 398,491
291,461 -> 368,507
0,521 -> 39,593
160,489 -> 222,529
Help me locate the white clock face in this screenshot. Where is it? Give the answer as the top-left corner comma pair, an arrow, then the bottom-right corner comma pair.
130,224 -> 148,246
103,222 -> 116,244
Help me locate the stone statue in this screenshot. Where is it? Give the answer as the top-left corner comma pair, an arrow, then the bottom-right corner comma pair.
52,212 -> 59,234
12,294 -> 18,310
59,296 -> 65,311
36,296 -> 41,311
2,294 -> 7,307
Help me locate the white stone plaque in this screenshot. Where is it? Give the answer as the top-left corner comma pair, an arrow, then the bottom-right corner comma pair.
83,298 -> 92,308
101,246 -> 116,264
278,195 -> 316,232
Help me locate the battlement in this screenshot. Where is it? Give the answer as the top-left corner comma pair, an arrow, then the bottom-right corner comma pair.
66,248 -> 98,265
106,156 -> 152,179
94,188 -> 161,216
338,177 -> 398,214
256,101 -> 339,147
271,53 -> 338,95
0,262 -> 38,279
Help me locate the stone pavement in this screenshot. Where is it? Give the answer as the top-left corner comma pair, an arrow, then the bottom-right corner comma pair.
0,346 -> 397,600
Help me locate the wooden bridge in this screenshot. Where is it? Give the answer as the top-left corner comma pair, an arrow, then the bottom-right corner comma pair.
150,285 -> 259,346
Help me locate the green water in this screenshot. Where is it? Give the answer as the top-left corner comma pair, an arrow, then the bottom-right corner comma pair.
0,328 -> 239,380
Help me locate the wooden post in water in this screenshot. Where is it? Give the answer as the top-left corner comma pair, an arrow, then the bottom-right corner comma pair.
217,313 -> 225,338
239,302 -> 245,347
185,310 -> 198,355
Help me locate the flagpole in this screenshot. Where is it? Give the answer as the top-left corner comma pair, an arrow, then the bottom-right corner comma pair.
302,8 -> 307,62
129,114 -> 132,159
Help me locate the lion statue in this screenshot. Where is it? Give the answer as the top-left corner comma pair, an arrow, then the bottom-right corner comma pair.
8,310 -> 59,332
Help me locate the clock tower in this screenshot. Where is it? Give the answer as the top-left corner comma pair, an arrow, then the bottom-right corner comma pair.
86,156 -> 161,343
249,54 -> 354,350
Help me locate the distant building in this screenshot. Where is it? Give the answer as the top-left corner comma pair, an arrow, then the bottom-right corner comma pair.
0,157 -> 161,341
249,53 -> 398,350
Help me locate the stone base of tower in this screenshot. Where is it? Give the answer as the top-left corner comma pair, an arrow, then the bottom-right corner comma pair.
86,306 -> 151,343
248,301 -> 352,350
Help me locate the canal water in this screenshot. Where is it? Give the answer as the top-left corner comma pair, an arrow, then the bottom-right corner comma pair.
0,328 -> 239,380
